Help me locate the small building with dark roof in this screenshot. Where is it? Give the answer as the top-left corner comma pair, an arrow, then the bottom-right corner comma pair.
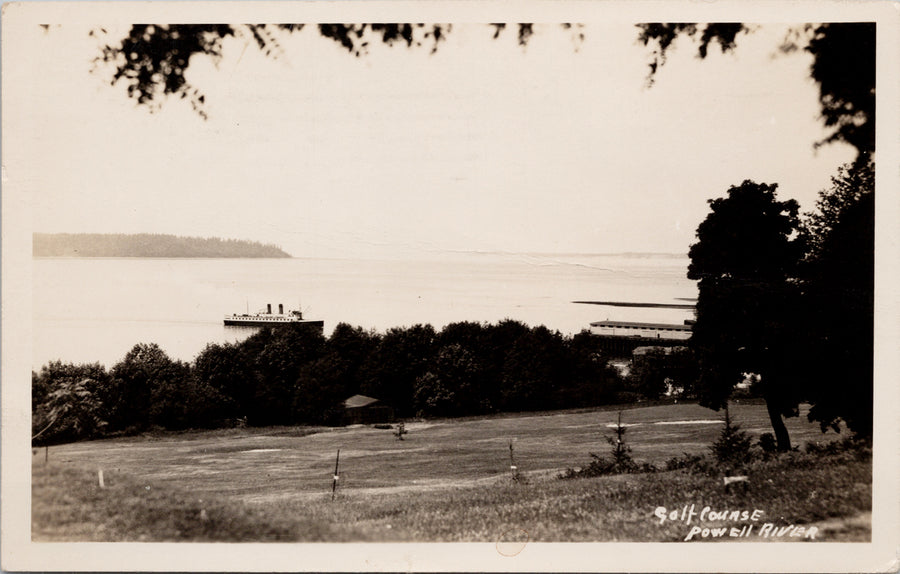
341,394 -> 394,425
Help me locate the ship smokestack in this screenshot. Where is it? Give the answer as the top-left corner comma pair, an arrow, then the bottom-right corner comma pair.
267,303 -> 272,314
279,303 -> 284,314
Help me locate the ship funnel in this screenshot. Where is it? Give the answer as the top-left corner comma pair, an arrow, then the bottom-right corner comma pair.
278,303 -> 284,314
267,303 -> 272,314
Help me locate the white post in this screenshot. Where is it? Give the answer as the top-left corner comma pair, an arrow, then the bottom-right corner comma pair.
98,469 -> 105,488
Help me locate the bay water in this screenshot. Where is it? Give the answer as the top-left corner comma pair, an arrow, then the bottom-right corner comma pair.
32,252 -> 696,370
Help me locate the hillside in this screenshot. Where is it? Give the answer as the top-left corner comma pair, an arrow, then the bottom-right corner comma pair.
33,233 -> 291,258
31,403 -> 870,543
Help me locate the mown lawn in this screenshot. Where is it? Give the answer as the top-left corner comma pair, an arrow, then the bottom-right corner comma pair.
31,402 -> 871,542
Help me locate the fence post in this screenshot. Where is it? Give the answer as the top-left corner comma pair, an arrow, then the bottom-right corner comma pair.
331,448 -> 341,501
509,440 -> 518,482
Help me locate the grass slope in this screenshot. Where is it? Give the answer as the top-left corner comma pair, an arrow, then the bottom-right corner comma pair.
32,403 -> 871,542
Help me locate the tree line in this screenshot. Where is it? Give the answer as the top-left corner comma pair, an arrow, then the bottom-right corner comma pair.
33,233 -> 291,258
33,320 -> 643,445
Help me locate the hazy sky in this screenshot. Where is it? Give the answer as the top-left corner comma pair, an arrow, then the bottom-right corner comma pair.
11,20 -> 857,258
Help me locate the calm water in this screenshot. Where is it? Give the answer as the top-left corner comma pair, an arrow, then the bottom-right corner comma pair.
32,253 -> 696,369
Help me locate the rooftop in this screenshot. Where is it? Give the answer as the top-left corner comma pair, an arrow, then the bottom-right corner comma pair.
590,320 -> 692,330
343,394 -> 381,409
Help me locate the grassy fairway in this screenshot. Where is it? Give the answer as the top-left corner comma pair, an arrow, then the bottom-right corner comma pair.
32,402 -> 871,542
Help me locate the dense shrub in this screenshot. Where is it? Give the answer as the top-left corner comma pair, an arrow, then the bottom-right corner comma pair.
664,452 -> 709,473
105,344 -> 182,431
709,409 -> 754,470
757,432 -> 777,456
560,413 -> 656,479
193,342 -> 254,421
31,362 -> 110,445
804,436 -> 872,461
359,324 -> 437,417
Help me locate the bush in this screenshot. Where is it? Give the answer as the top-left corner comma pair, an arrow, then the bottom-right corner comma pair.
757,432 -> 777,456
664,452 -> 710,473
560,412 -> 656,479
804,436 -> 872,461
612,391 -> 641,404
32,362 -> 111,445
709,408 -> 754,470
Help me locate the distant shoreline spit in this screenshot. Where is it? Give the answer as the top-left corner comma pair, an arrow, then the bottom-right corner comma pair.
32,233 -> 291,259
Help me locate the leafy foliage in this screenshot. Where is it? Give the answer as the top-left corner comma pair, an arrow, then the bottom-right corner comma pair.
560,412 -> 655,479
644,22 -> 874,441
799,158 -> 874,438
500,326 -> 565,412
688,181 -> 803,285
636,23 -> 749,83
97,20 -> 875,160
95,23 -> 581,118
605,412 -> 639,473
629,347 -> 697,400
293,351 -> 361,425
414,344 -> 481,417
685,166 -> 874,444
804,435 -> 871,460
664,452 -> 712,474
360,324 -> 436,418
316,24 -> 449,57
802,159 -> 875,260
709,408 -> 754,470
638,23 -> 874,158
107,343 -> 193,431
687,181 -> 805,451
248,324 -> 326,425
757,432 -> 777,456
32,362 -> 109,445
192,342 -> 253,422
806,24 -> 875,155
97,24 -> 300,119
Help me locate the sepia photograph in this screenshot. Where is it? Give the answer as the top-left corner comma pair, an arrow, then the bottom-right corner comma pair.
3,1 -> 898,571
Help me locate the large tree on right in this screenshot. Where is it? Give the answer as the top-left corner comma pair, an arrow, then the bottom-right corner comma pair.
800,158 -> 875,439
688,181 -> 805,451
653,22 -> 876,446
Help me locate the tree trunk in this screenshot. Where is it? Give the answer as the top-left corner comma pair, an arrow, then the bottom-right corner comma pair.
766,399 -> 791,452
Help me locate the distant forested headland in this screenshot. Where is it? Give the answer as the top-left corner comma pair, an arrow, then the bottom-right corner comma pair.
33,233 -> 291,258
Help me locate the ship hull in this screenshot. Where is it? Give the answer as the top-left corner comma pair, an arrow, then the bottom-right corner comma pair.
224,317 -> 324,329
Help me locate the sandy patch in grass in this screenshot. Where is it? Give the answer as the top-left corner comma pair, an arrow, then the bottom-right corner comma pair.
336,447 -> 429,458
653,420 -> 723,425
402,422 -> 441,431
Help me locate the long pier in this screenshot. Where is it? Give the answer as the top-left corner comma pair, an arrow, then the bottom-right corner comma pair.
573,300 -> 696,310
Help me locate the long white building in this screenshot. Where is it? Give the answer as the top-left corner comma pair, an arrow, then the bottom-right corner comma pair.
589,320 -> 692,340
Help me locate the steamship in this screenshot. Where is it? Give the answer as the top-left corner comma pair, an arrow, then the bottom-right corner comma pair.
224,303 -> 324,330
